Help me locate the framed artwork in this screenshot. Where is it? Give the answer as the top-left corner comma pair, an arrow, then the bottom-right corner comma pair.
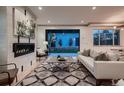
13,8 -> 35,39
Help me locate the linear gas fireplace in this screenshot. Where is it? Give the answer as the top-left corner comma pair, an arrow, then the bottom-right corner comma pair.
13,43 -> 35,57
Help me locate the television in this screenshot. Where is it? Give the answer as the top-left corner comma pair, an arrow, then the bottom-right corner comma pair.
46,29 -> 80,53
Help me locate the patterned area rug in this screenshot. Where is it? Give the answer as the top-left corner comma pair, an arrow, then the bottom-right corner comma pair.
17,60 -> 113,86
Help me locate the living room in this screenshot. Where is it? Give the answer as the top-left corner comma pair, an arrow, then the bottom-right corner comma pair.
1,5 -> 124,87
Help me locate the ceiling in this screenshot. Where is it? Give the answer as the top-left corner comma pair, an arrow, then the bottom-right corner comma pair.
28,6 -> 124,25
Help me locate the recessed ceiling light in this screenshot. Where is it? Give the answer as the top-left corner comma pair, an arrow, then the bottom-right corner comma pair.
121,28 -> 124,30
113,26 -> 117,29
38,6 -> 42,10
48,20 -> 51,23
92,6 -> 96,10
81,20 -> 84,23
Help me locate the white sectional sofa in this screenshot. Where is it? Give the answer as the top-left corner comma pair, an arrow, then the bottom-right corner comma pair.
78,49 -> 124,85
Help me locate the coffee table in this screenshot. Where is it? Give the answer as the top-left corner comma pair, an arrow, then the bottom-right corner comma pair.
45,57 -> 77,72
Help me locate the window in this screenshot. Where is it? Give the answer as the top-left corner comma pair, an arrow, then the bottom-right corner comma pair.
93,30 -> 99,45
93,29 -> 120,45
100,30 -> 113,45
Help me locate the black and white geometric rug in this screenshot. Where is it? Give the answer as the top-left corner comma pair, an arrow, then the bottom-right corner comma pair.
17,60 -> 113,86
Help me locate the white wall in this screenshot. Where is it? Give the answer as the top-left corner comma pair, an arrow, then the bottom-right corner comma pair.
0,7 -> 8,68
37,26 -> 124,52
0,6 -> 37,82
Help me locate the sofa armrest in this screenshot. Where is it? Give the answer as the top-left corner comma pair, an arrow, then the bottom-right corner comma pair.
94,61 -> 124,79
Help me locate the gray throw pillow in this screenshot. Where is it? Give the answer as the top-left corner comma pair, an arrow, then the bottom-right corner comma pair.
90,50 -> 100,59
119,57 -> 124,61
106,52 -> 120,61
82,49 -> 90,57
95,53 -> 109,61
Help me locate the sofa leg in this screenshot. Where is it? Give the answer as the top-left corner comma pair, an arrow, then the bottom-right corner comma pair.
96,79 -> 101,86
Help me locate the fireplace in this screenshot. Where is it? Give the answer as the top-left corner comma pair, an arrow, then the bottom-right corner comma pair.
13,43 -> 35,57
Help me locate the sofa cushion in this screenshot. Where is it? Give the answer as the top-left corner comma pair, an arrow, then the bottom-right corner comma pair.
82,49 -> 90,57
90,50 -> 101,59
95,53 -> 109,61
107,52 -> 120,61
119,57 -> 124,61
116,79 -> 124,86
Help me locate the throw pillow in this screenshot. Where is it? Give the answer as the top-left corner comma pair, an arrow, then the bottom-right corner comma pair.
119,57 -> 124,61
116,79 -> 124,86
95,53 -> 109,61
107,52 -> 120,61
82,49 -> 90,57
90,50 -> 100,59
